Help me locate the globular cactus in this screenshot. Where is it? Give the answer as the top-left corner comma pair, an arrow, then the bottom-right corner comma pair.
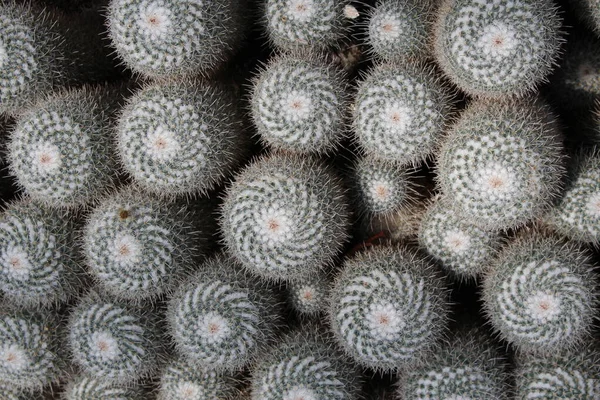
365,0 -> 434,62
397,326 -> 509,400
116,79 -> 247,196
83,188 -> 201,301
286,271 -> 330,316
63,376 -> 145,400
436,98 -> 565,231
515,343 -> 600,399
8,86 -> 122,208
328,245 -> 449,372
67,291 -> 163,384
262,0 -> 353,52
418,197 -> 503,280
250,53 -> 349,154
158,355 -> 240,400
250,327 -> 361,400
221,153 -> 351,282
0,311 -> 64,392
547,150 -> 600,245
0,200 -> 82,309
353,62 -> 453,165
107,0 -> 245,77
482,232 -> 599,354
167,255 -> 281,371
570,0 -> 600,36
432,0 -> 563,98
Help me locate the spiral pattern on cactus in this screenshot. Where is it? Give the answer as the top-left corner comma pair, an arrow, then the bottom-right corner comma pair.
287,273 -> 329,315
64,376 -> 144,400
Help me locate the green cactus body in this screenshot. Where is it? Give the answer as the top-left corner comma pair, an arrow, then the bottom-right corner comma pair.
158,356 -> 240,400
107,0 -> 244,77
221,153 -> 350,282
0,311 -> 63,392
418,198 -> 503,279
167,256 -> 281,371
353,62 -> 453,165
83,189 -> 200,301
8,86 -> 121,208
515,344 -> 600,399
116,80 -> 247,196
263,0 -> 352,52
64,376 -> 144,400
433,0 -> 563,98
250,328 -> 361,400
482,232 -> 599,354
67,292 -> 162,384
250,53 -> 348,154
0,200 -> 81,309
287,272 -> 330,316
436,99 -> 565,231
547,150 -> 600,245
328,245 -> 449,372
366,0 -> 434,62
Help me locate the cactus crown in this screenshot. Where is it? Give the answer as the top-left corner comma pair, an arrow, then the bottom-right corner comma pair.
287,271 -> 330,316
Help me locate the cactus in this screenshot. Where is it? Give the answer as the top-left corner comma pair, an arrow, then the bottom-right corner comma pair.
63,376 -> 145,400
116,79 -> 247,196
0,200 -> 83,309
158,355 -> 240,400
83,188 -> 201,301
286,271 -> 330,316
570,0 -> 600,36
262,0 -> 352,52
547,149 -> 600,245
353,62 -> 453,165
432,0 -> 563,98
250,53 -> 349,154
328,245 -> 449,372
0,381 -> 43,400
365,0 -> 434,62
250,327 -> 361,400
221,153 -> 351,282
8,85 -> 122,208
68,291 -> 163,383
515,343 -> 600,398
482,232 -> 599,354
436,98 -> 565,231
418,197 -> 503,280
167,255 -> 281,371
0,311 -> 64,392
107,0 -> 245,77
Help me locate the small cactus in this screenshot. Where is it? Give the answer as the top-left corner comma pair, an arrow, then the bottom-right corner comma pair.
432,0 -> 563,98
116,79 -> 247,196
63,376 -> 145,400
482,232 -> 599,354
107,0 -> 245,77
221,153 -> 351,282
250,53 -> 349,154
286,271 -> 330,316
328,245 -> 449,372
353,62 -> 453,165
167,255 -> 281,371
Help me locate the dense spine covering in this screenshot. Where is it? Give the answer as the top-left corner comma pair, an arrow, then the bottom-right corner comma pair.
250,327 -> 361,400
107,0 -> 245,77
117,79 -> 247,196
167,255 -> 281,371
63,376 -> 144,400
0,311 -> 63,392
482,232 -> 599,354
83,189 -> 200,301
366,0 -> 434,62
263,0 -> 352,52
418,198 -> 503,279
250,53 -> 348,154
67,292 -> 163,384
221,153 -> 351,282
158,355 -> 240,400
328,245 -> 449,372
0,200 -> 82,309
515,344 -> 600,398
8,86 -> 121,208
432,0 -> 563,98
353,62 -> 453,165
570,0 -> 600,35
436,98 -> 565,231
287,271 -> 330,316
